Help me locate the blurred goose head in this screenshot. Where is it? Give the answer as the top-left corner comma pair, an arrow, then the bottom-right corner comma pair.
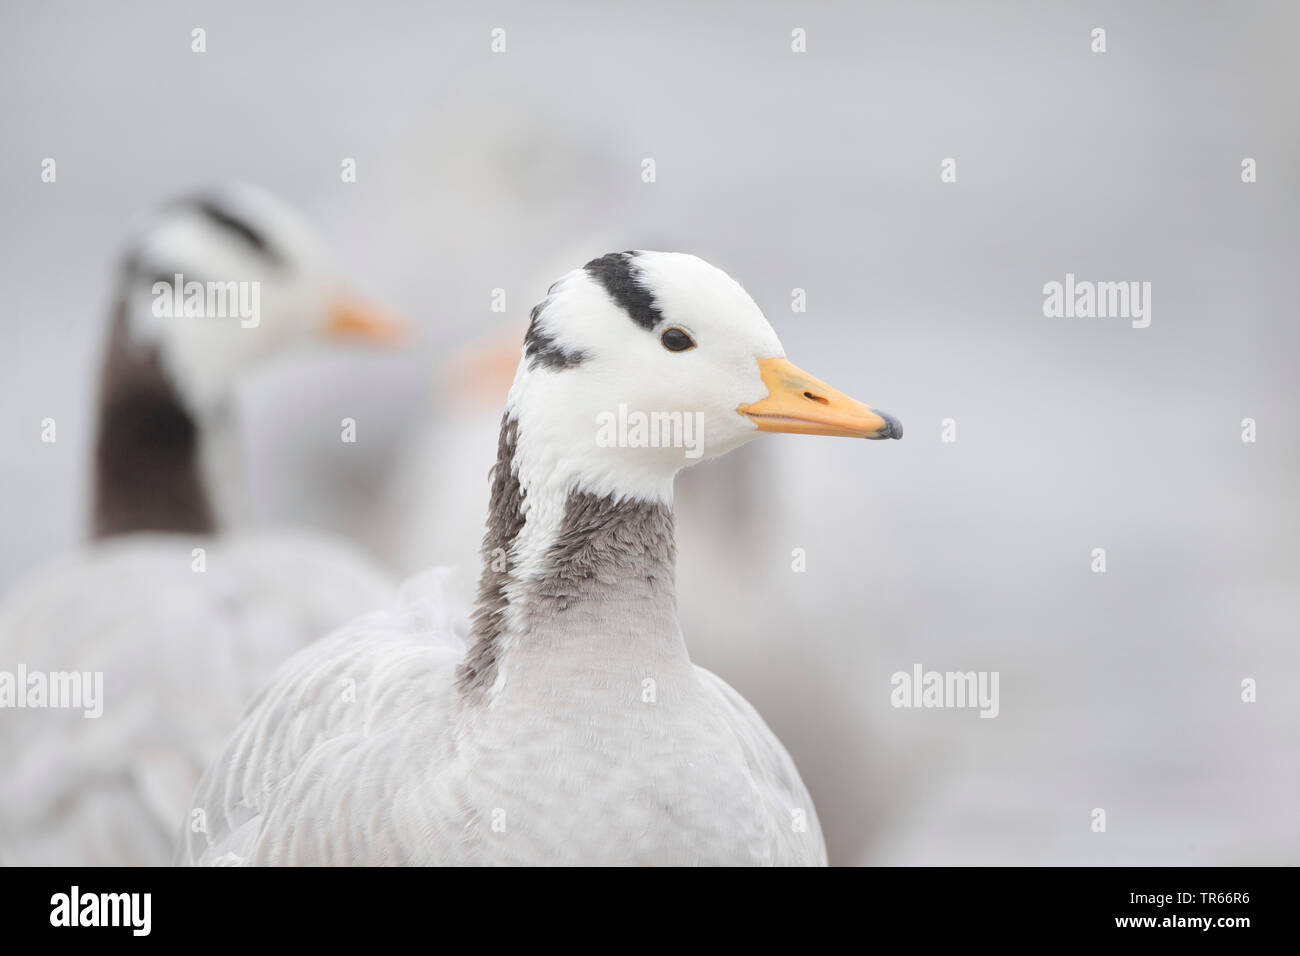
93,184 -> 405,538
113,183 -> 404,415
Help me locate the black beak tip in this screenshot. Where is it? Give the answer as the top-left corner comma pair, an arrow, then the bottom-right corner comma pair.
875,411 -> 903,440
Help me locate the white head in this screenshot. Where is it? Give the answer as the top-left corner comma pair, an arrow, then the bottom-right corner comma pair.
114,182 -> 403,416
506,251 -> 901,505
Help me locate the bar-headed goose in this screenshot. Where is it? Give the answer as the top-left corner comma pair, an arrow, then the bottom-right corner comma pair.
0,185 -> 403,866
179,251 -> 901,866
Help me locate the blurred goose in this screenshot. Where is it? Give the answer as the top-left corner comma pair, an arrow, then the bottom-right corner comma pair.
0,184 -> 404,866
179,251 -> 901,867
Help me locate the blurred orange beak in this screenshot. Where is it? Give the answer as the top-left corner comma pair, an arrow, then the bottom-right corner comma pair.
738,357 -> 901,440
437,328 -> 523,407
327,297 -> 408,346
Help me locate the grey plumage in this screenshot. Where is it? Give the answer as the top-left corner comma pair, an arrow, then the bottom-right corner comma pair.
459,413 -> 679,700
458,413 -> 526,696
529,491 -> 675,621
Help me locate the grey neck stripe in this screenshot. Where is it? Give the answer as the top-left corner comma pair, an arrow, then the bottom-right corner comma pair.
459,413 -> 527,695
91,300 -> 215,538
526,490 -> 676,622
459,418 -> 678,700
584,251 -> 664,331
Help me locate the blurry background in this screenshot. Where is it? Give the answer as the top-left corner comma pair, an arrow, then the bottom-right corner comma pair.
1,0 -> 1296,864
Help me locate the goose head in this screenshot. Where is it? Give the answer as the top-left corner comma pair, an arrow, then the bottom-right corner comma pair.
113,182 -> 405,417
506,251 -> 900,505
461,250 -> 900,698
93,184 -> 405,537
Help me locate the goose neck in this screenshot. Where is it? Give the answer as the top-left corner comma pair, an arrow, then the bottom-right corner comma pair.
459,413 -> 686,702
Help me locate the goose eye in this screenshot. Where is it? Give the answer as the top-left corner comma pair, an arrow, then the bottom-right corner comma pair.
661,327 -> 696,352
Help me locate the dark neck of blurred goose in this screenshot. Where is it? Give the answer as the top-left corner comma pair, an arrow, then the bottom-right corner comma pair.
91,299 -> 216,538
457,412 -> 682,702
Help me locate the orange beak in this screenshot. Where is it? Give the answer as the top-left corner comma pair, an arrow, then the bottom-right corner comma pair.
326,296 -> 409,346
738,357 -> 901,440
